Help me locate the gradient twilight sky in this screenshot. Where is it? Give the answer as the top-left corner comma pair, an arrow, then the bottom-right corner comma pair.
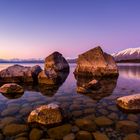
0,0 -> 140,59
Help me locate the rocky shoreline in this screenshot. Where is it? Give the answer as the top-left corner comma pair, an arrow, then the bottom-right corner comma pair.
0,90 -> 140,140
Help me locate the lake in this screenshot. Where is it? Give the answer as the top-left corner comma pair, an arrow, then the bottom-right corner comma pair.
0,63 -> 140,139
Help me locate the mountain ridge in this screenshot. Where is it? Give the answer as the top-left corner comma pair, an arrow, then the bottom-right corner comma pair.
0,58 -> 77,63
112,47 -> 140,62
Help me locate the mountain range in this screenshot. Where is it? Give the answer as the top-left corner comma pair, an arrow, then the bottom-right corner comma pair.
0,58 -> 44,63
1,47 -> 140,63
112,47 -> 140,62
0,58 -> 77,63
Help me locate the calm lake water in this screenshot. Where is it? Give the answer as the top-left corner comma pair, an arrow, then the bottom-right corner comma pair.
0,63 -> 140,139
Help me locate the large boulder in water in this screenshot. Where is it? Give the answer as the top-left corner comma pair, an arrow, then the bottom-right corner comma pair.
0,64 -> 42,83
74,46 -> 118,77
38,52 -> 69,86
28,103 -> 62,125
44,51 -> 69,72
117,94 -> 140,112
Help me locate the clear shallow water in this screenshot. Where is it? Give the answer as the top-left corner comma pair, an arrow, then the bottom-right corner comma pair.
0,63 -> 140,139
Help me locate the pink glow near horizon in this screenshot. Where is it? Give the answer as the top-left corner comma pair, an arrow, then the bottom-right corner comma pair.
0,1 -> 140,59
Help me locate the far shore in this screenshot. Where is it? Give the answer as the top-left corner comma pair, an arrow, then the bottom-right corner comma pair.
1,58 -> 140,64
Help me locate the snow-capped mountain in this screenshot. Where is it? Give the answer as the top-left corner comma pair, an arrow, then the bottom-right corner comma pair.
113,47 -> 140,62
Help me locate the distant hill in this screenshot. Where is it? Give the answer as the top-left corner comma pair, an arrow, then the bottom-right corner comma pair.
0,58 -> 77,63
67,58 -> 77,63
0,58 -> 44,63
112,47 -> 140,63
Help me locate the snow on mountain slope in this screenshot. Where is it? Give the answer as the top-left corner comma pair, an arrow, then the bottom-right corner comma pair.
113,47 -> 140,61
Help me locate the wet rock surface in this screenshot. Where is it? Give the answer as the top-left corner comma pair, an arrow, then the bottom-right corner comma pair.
29,128 -> 43,140
0,83 -> 24,94
74,46 -> 118,77
38,70 -> 58,85
123,133 -> 140,140
45,51 -> 69,72
117,94 -> 140,112
95,116 -> 113,126
38,51 -> 69,85
38,70 -> 69,86
47,124 -> 72,139
75,131 -> 92,140
0,64 -> 42,83
93,132 -> 109,140
75,118 -> 96,131
3,124 -> 28,136
28,103 -> 62,125
63,133 -> 75,140
116,120 -> 139,133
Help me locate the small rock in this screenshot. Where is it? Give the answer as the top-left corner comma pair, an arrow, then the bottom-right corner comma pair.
76,131 -> 92,140
127,114 -> 138,122
28,103 -> 62,125
116,120 -> 139,133
3,124 -> 28,136
15,137 -> 28,140
75,118 -> 96,131
93,132 -> 109,140
29,128 -> 43,140
70,104 -> 81,110
0,83 -> 24,94
72,111 -> 83,117
83,114 -> 96,121
15,132 -> 28,138
123,133 -> 140,140
108,112 -> 119,120
117,94 -> 140,111
47,124 -> 72,140
63,133 -> 75,140
0,117 -> 18,128
95,116 -> 113,126
77,79 -> 100,93
83,79 -> 99,89
83,108 -> 95,114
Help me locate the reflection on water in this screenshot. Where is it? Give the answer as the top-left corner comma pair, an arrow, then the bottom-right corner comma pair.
75,75 -> 118,100
38,71 -> 69,97
0,71 -> 69,99
0,63 -> 140,99
1,92 -> 24,99
119,65 -> 140,80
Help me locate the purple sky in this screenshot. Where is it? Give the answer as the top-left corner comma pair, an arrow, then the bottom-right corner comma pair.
0,0 -> 140,59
